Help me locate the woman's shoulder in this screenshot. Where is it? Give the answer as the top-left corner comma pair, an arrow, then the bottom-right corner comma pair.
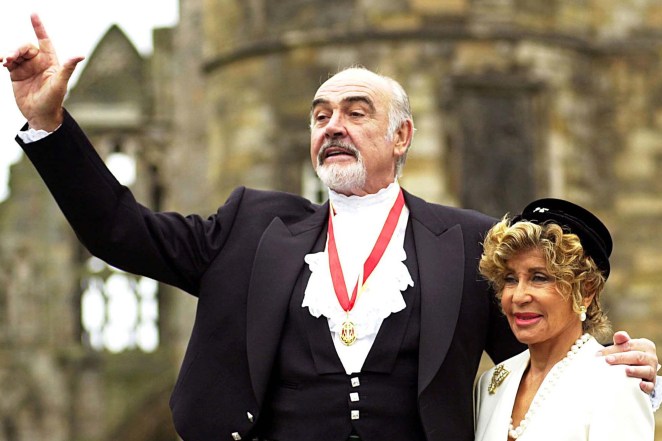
579,338 -> 643,392
579,337 -> 655,439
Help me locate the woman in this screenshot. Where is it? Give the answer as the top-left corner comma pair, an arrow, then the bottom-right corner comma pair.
474,198 -> 654,441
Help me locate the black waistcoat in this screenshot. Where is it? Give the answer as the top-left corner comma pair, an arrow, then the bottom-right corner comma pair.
255,223 -> 426,441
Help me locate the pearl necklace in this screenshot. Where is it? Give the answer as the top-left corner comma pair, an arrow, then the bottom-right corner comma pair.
508,333 -> 593,440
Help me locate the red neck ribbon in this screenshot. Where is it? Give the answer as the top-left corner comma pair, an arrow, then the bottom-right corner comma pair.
327,189 -> 406,312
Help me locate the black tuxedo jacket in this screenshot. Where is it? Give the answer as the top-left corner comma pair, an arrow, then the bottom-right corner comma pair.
19,111 -> 523,441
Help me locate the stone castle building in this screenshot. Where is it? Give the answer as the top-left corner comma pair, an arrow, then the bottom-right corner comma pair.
1,0 -> 661,439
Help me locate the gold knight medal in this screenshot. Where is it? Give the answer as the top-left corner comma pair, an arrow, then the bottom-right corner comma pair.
340,320 -> 357,346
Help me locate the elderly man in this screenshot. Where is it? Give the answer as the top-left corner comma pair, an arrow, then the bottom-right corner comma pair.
3,14 -> 659,441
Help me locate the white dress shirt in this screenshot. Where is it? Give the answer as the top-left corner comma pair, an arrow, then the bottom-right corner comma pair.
302,181 -> 413,374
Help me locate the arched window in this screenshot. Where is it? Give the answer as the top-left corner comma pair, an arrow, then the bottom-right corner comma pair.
81,257 -> 159,353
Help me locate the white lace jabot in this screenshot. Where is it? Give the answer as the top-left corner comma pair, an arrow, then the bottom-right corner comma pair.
302,181 -> 413,374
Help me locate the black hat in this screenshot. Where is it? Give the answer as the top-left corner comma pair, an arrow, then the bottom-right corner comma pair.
512,198 -> 613,279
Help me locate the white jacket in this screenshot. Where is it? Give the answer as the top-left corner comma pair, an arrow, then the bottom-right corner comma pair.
474,338 -> 654,441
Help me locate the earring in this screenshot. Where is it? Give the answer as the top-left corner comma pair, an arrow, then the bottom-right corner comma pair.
579,306 -> 587,322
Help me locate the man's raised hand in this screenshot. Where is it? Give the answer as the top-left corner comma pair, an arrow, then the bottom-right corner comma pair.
1,14 -> 84,131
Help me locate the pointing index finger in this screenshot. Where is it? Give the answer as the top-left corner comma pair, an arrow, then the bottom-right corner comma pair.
30,13 -> 55,54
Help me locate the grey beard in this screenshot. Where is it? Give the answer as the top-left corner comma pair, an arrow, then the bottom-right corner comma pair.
315,140 -> 367,193
316,161 -> 367,194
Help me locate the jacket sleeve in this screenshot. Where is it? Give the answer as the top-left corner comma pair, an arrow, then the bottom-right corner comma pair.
17,109 -> 242,295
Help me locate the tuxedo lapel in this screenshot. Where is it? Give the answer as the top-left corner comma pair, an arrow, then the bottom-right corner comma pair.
404,192 -> 466,396
246,203 -> 328,407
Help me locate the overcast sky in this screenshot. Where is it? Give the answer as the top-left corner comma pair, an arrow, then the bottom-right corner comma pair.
0,1 -> 179,201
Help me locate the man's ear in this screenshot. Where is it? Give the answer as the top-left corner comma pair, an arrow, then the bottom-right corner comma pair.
393,119 -> 414,157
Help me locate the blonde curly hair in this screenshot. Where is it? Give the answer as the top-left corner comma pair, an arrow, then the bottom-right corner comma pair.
479,216 -> 612,341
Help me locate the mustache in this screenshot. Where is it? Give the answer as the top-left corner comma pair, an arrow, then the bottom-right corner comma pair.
317,140 -> 360,165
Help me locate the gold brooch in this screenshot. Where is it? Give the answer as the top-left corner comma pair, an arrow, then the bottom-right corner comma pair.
488,364 -> 510,395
